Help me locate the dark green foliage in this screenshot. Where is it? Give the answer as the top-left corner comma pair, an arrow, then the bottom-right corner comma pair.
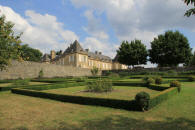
149,87 -> 178,109
155,77 -> 163,85
91,67 -> 99,76
149,30 -> 192,67
143,77 -> 154,86
188,75 -> 195,81
184,0 -> 195,17
170,80 -> 181,87
38,69 -> 44,78
117,40 -> 148,67
86,79 -> 113,92
170,80 -> 181,92
190,52 -> 195,66
108,73 -> 120,79
0,15 -> 22,70
13,79 -> 30,87
135,92 -> 150,111
20,44 -> 43,62
167,70 -> 177,76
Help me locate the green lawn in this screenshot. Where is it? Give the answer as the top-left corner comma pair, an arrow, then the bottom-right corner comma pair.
43,86 -> 160,100
0,80 -> 194,129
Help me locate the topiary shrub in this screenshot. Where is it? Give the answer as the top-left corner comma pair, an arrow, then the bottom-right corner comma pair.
167,70 -> 177,76
135,91 -> 150,111
108,73 -> 120,79
170,80 -> 181,92
155,77 -> 163,85
143,77 -> 154,86
188,75 -> 195,82
38,69 -> 44,78
13,79 -> 30,87
86,78 -> 113,92
91,67 -> 99,76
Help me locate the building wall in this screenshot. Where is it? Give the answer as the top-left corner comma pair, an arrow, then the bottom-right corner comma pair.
52,52 -> 127,70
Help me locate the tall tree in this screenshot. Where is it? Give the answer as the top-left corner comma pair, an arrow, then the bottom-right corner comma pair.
190,52 -> 195,66
117,40 -> 148,67
149,30 -> 192,67
184,0 -> 195,17
0,15 -> 22,70
20,44 -> 43,62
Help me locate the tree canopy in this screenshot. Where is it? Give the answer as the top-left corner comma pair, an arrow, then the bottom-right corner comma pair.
20,44 -> 43,62
149,30 -> 192,67
117,40 -> 148,67
0,15 -> 22,70
184,0 -> 195,17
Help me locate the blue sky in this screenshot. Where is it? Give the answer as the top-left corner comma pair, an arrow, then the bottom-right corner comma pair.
0,0 -> 195,62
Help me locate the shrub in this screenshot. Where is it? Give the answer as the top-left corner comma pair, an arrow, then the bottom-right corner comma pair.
170,80 -> 181,92
75,77 -> 86,82
86,78 -> 113,92
188,75 -> 195,82
167,70 -> 177,75
143,77 -> 154,86
38,69 -> 44,78
91,67 -> 99,76
155,77 -> 163,85
13,79 -> 30,87
135,91 -> 150,111
108,73 -> 120,79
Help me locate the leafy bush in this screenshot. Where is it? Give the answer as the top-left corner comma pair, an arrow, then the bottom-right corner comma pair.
170,80 -> 181,92
155,77 -> 163,85
108,73 -> 120,79
38,69 -> 44,78
75,77 -> 87,82
135,91 -> 150,111
13,79 -> 30,87
167,70 -> 177,75
86,78 -> 113,92
91,67 -> 99,76
188,75 -> 195,82
143,77 -> 154,86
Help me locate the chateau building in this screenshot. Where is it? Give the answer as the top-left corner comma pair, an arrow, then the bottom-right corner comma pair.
42,40 -> 127,70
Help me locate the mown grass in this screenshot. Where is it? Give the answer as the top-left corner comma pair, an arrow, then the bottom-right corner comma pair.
0,82 -> 194,129
43,86 -> 160,100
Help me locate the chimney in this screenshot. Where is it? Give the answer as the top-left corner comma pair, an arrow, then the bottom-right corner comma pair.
50,50 -> 56,60
85,49 -> 89,52
99,52 -> 102,55
95,51 -> 98,54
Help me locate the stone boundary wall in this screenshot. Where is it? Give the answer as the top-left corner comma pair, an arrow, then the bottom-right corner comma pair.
102,66 -> 195,74
0,61 -> 95,80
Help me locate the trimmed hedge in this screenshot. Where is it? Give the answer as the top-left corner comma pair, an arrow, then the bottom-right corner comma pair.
11,88 -> 139,111
22,82 -> 87,91
148,87 -> 178,109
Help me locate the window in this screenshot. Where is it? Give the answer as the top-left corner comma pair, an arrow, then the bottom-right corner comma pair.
79,55 -> 87,62
69,55 -> 74,62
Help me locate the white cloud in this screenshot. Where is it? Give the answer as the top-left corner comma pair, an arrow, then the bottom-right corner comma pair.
83,10 -> 109,40
71,0 -> 195,45
0,5 -> 79,53
81,37 -> 117,58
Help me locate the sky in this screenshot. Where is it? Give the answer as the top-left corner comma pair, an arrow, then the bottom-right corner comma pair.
0,0 -> 195,66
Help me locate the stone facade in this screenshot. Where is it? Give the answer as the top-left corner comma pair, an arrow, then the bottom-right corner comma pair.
0,60 -> 94,80
42,40 -> 128,70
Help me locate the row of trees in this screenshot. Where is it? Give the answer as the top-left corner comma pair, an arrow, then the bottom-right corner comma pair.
117,30 -> 194,67
0,15 -> 42,70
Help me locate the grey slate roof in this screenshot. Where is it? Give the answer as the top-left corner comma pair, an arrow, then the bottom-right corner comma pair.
46,40 -> 113,62
42,54 -> 50,62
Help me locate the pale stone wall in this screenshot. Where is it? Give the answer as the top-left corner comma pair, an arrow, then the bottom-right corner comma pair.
0,60 -> 95,80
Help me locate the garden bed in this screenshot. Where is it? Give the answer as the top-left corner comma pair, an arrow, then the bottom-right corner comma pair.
42,86 -> 160,100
